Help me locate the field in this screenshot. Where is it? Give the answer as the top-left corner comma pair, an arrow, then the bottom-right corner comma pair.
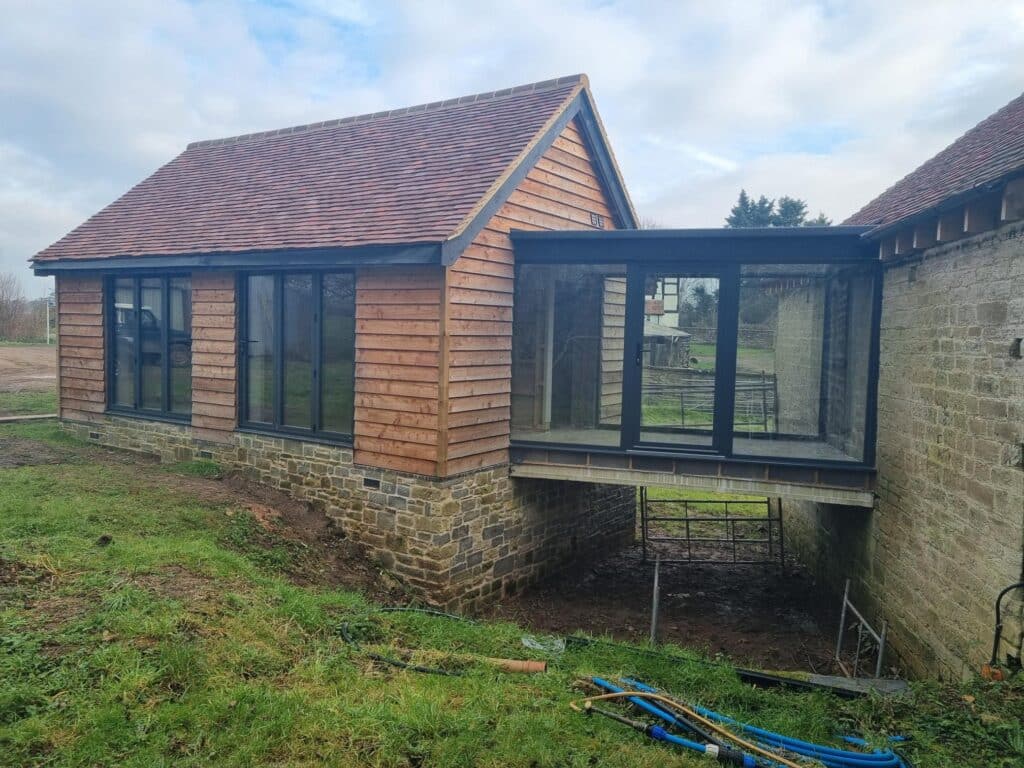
1,421 -> 1022,766
0,343 -> 58,418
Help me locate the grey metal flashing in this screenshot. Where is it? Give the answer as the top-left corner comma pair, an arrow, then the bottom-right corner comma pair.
32,243 -> 442,276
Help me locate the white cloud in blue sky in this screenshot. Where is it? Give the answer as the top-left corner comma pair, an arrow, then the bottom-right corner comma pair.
2,0 -> 1023,295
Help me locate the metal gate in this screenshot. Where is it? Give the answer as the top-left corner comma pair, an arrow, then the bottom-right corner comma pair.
639,489 -> 784,566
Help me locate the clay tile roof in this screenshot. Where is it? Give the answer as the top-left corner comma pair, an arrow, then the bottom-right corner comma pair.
845,91 -> 1024,231
34,75 -> 588,262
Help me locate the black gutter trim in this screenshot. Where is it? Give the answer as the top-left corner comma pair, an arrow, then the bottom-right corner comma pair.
32,243 -> 442,276
511,227 -> 875,265
511,225 -> 872,240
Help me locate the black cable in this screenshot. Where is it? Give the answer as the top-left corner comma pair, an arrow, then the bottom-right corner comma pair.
339,620 -> 462,677
378,606 -> 476,623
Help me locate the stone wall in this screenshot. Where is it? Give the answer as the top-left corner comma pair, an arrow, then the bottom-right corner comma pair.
785,222 -> 1024,679
62,415 -> 636,611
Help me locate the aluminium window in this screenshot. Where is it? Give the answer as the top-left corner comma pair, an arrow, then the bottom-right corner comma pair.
107,275 -> 192,417
239,272 -> 355,440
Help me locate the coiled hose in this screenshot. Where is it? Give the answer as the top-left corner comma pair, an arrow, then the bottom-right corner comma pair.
620,677 -> 910,768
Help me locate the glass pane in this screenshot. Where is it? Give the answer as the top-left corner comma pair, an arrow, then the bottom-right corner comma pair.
139,278 -> 164,410
511,264 -> 625,447
245,275 -> 275,424
640,273 -> 719,447
282,274 -> 313,428
733,264 -> 873,462
111,278 -> 135,407
168,277 -> 192,414
321,273 -> 355,434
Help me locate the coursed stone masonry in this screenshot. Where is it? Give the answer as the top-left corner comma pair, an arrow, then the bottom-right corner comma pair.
784,222 -> 1024,679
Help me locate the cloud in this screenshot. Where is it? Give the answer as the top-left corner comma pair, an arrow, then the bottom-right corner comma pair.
2,0 -> 1023,296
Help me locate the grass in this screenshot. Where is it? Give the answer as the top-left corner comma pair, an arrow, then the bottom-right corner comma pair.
1,421 -> 1022,767
688,343 -> 776,374
0,391 -> 58,417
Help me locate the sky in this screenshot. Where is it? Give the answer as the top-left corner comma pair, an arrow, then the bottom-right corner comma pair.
3,0 -> 1024,298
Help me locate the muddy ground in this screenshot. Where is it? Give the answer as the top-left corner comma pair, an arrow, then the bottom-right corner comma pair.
0,343 -> 57,392
4,431 -> 838,672
488,550 -> 837,672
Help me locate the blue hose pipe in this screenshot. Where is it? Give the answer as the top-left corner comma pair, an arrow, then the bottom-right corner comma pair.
622,678 -> 908,768
590,677 -> 756,766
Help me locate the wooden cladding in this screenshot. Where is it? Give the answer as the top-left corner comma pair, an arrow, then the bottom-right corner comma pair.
354,266 -> 443,476
56,275 -> 105,421
191,273 -> 237,442
440,119 -> 618,475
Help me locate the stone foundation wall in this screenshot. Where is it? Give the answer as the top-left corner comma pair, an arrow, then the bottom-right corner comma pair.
63,415 -> 636,610
785,222 -> 1024,679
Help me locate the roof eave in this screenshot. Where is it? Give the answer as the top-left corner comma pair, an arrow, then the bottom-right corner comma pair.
851,170 -> 1023,241
31,242 -> 443,276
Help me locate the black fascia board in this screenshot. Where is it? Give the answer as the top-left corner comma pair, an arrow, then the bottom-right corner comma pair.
571,89 -> 638,230
32,242 -> 442,276
510,227 -> 875,264
439,91 -> 588,266
439,88 -> 640,265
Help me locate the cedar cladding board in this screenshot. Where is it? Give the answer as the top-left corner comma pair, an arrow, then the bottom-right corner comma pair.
442,119 -> 617,475
56,275 -> 106,421
354,266 -> 443,475
190,272 -> 237,443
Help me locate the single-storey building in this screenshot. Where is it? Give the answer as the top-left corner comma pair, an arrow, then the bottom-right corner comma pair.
33,74 -> 882,612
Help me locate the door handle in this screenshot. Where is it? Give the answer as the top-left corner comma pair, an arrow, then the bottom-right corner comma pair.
635,342 -> 643,367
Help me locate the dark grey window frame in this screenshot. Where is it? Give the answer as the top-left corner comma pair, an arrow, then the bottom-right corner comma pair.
508,228 -> 883,471
104,274 -> 192,422
237,271 -> 356,444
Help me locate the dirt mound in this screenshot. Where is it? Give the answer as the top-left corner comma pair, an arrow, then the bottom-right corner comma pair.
220,474 -> 409,604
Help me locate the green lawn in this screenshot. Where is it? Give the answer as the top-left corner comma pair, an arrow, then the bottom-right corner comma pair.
1,421 -> 1021,767
688,343 -> 775,374
0,391 -> 58,417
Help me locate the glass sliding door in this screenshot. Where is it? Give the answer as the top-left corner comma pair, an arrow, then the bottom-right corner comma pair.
632,268 -> 723,451
510,263 -> 626,447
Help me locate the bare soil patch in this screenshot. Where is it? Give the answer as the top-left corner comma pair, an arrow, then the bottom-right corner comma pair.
490,546 -> 838,672
0,436 -> 69,467
0,344 -> 57,393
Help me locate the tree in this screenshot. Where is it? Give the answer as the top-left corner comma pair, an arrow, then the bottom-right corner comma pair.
773,196 -> 808,227
724,190 -> 831,228
725,190 -> 776,227
0,272 -> 25,340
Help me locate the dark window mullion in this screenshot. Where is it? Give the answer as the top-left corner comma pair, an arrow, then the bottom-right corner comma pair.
713,263 -> 739,457
161,278 -> 170,414
273,273 -> 284,430
133,278 -> 142,411
311,273 -> 322,432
